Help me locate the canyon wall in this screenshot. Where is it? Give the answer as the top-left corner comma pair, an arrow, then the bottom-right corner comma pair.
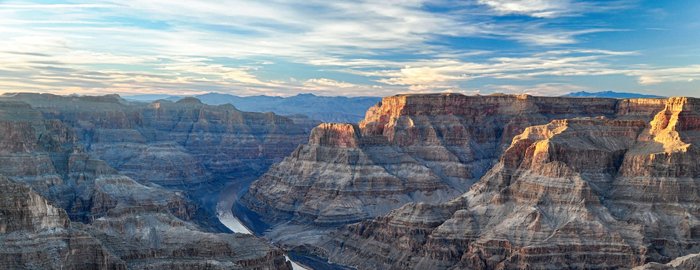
243,94 -> 625,224
5,93 -> 311,186
0,94 -> 305,269
243,93 -> 699,269
320,96 -> 700,269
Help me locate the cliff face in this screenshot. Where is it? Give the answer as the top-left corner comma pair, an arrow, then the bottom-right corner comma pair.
243,94 -> 629,225
0,175 -> 290,270
0,102 -> 191,222
0,176 -> 126,270
634,253 -> 700,270
245,122 -> 449,225
0,95 -> 300,269
321,96 -> 700,269
127,92 -> 382,123
4,93 -> 310,186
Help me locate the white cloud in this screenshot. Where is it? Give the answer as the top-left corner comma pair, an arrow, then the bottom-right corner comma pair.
0,0 -> 619,63
304,78 -> 357,88
297,78 -> 399,96
360,50 -> 700,91
0,0 -> 696,98
477,0 -> 572,18
371,50 -> 620,88
632,65 -> 700,85
159,62 -> 274,86
477,0 -> 636,18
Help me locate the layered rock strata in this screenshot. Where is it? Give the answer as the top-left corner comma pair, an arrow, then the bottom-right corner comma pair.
634,253 -> 700,269
0,103 -> 190,222
0,176 -> 291,269
0,95 -> 299,269
321,97 -> 700,269
3,93 -> 310,186
243,94 -> 633,225
0,176 -> 125,269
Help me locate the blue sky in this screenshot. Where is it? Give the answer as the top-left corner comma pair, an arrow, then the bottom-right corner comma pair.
0,0 -> 699,97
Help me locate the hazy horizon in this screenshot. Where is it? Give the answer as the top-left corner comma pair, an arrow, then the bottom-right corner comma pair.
1,1 -> 699,97
0,90 -> 675,99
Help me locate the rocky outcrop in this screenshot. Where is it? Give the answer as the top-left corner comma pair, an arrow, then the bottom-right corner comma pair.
634,253 -> 700,269
0,105 -> 191,222
245,122 -> 450,225
0,176 -> 70,234
243,94 -> 630,225
0,175 -> 291,270
309,123 -> 361,148
0,176 -> 126,270
320,96 -> 700,269
126,92 -> 382,123
84,210 -> 291,270
3,93 -> 310,186
609,97 -> 700,263
0,95 -> 299,269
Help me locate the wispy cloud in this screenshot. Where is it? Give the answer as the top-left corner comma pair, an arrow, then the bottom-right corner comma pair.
477,0 -> 573,18
370,50 -> 621,88
633,65 -> 700,85
0,0 -> 698,97
358,50 -> 700,92
477,0 -> 637,18
304,78 -> 357,89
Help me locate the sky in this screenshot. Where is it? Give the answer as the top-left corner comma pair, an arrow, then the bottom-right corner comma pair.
1,0 -> 699,97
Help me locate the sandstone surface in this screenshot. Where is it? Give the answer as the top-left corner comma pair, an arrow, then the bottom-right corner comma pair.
0,176 -> 126,270
243,94 -> 629,225
0,94 -> 301,269
319,96 -> 700,269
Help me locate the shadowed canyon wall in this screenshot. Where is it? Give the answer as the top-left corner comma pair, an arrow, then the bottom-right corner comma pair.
243,93 -> 700,269
0,93 -> 305,269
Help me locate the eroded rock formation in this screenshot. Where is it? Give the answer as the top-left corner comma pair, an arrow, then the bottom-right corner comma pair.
634,253 -> 700,269
0,94 -> 301,269
243,94 -> 629,225
0,176 -> 126,269
4,93 -> 310,186
0,175 -> 291,269
319,96 -> 700,269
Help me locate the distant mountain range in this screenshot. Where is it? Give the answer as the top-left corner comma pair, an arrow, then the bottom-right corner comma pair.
563,91 -> 664,98
125,93 -> 381,123
122,94 -> 181,102
124,91 -> 664,122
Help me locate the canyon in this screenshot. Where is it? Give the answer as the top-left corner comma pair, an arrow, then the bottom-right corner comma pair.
0,93 -> 308,269
242,93 -> 700,269
124,92 -> 381,123
2,92 -> 699,270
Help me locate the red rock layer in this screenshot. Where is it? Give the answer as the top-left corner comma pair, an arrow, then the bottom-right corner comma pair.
243,94 -> 641,225
322,96 -> 700,269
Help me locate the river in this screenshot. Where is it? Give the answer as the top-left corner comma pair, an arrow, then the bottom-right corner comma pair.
216,181 -> 310,270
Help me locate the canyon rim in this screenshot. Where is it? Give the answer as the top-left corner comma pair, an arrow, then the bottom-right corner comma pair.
3,1 -> 700,269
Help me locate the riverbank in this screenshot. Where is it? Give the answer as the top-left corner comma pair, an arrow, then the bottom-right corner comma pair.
216,180 -> 310,270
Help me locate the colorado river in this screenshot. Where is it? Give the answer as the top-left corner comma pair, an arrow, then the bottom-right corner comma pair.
216,181 -> 310,270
